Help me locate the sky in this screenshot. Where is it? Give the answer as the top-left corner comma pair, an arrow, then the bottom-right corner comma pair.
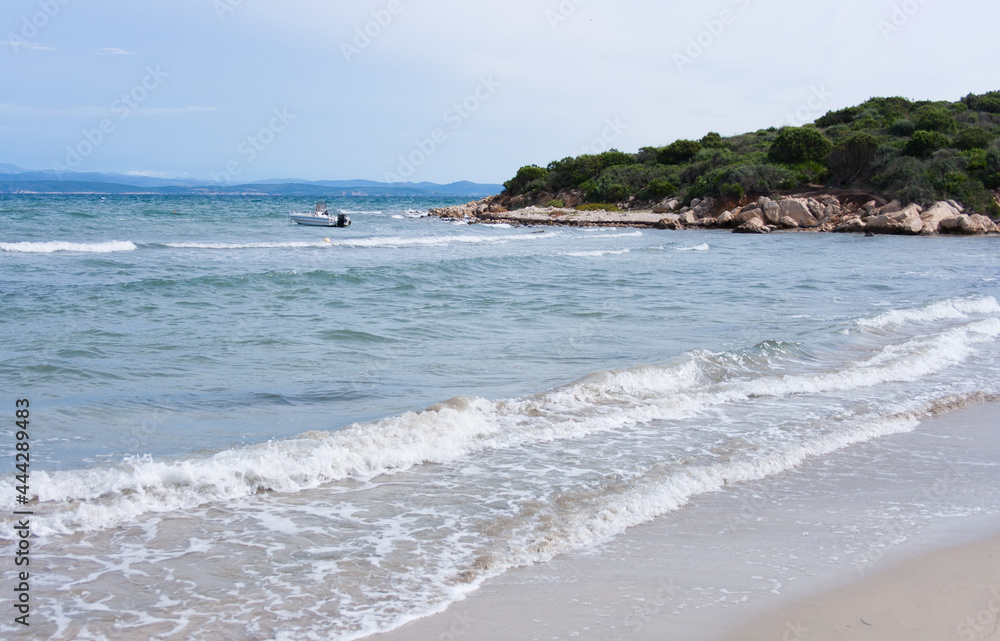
1,0 -> 999,185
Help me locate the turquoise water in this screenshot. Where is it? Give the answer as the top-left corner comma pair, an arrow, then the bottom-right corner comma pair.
1,194 -> 999,639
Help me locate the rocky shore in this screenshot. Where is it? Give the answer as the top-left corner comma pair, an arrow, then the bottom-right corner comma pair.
429,193 -> 1000,236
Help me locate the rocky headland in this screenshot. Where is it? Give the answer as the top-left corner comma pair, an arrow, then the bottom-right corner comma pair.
429,192 -> 1000,236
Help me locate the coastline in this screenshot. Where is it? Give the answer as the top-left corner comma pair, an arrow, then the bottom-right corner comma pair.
428,193 -> 1000,235
366,400 -> 1000,641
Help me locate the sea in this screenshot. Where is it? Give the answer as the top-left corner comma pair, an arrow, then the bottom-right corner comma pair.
1,194 -> 999,640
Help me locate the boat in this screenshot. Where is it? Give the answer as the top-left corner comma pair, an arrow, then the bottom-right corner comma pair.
289,202 -> 351,227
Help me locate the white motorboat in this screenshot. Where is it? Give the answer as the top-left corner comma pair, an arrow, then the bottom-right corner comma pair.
290,202 -> 351,227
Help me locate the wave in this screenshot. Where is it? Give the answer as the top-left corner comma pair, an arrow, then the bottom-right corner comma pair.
165,232 -> 556,251
677,243 -> 710,252
562,249 -> 631,257
856,296 -> 1000,329
7,304 -> 998,537
339,210 -> 382,214
0,240 -> 137,253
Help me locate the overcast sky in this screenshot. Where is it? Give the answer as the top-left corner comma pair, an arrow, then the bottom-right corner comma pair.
1,0 -> 998,184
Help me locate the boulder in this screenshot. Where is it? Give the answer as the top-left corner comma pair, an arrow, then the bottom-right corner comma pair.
958,214 -> 999,235
866,204 -> 924,235
919,201 -> 962,235
657,198 -> 680,212
734,208 -> 764,225
716,210 -> 735,228
833,217 -> 866,233
678,211 -> 697,225
762,200 -> 781,224
733,218 -> 769,234
879,200 -> 903,215
806,198 -> 827,220
778,198 -> 820,227
691,197 -> 716,219
655,217 -> 683,230
778,216 -> 800,229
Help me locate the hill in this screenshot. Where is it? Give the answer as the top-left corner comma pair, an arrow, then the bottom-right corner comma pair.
500,92 -> 1000,218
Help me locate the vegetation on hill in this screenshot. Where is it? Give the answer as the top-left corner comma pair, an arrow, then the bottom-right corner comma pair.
502,92 -> 1000,217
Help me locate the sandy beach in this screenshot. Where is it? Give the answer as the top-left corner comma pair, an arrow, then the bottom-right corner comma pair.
368,401 -> 1000,641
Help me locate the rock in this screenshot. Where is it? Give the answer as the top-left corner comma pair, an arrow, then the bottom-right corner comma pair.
716,210 -> 735,227
807,198 -> 827,220
948,200 -> 964,212
690,198 -> 702,207
879,200 -> 903,215
778,216 -> 800,229
701,216 -> 718,227
655,217 -> 683,230
834,217 -> 866,233
733,218 -> 769,234
762,201 -> 781,224
866,204 -> 924,235
678,211 -> 697,225
919,201 -> 962,235
692,197 -> 716,219
958,214 -> 999,235
757,196 -> 773,208
862,200 -> 878,213
822,196 -> 841,208
734,208 -> 764,225
657,198 -> 680,212
778,198 -> 820,227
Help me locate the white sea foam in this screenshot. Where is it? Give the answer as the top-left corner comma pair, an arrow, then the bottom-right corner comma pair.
856,296 -> 1000,329
339,210 -> 383,214
8,310 -> 998,537
0,240 -> 137,253
562,249 -> 631,258
165,233 -> 554,251
677,243 -> 710,252
581,231 -> 643,239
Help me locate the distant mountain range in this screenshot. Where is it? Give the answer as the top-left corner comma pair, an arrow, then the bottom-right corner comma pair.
0,164 -> 503,196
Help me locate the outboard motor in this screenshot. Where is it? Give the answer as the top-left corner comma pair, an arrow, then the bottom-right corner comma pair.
337,213 -> 350,227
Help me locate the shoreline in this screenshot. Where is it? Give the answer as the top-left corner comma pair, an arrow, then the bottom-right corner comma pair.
429,193 -> 1000,235
366,400 -> 1000,641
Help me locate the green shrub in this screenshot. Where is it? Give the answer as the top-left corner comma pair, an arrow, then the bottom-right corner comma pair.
956,127 -> 996,150
547,199 -> 565,208
889,119 -> 916,137
700,132 -> 726,148
860,96 -> 913,120
988,147 -> 1000,172
504,165 -> 548,195
643,177 -> 679,199
914,106 -> 957,133
815,106 -> 863,127
829,132 -> 881,184
963,91 -> 1000,115
575,203 -> 620,212
903,130 -> 951,157
658,139 -> 702,165
768,127 -> 834,164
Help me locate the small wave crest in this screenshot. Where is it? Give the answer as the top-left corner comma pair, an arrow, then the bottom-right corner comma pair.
856,296 -> 1000,329
0,240 -> 137,254
677,243 -> 710,252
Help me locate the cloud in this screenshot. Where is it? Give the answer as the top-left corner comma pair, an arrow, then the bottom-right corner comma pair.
94,47 -> 135,55
0,40 -> 56,51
